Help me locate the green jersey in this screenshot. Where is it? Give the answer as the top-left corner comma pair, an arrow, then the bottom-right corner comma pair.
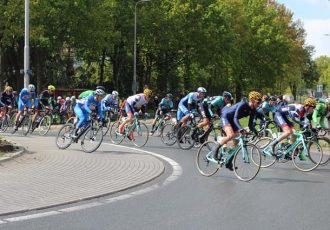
312,103 -> 327,128
79,90 -> 95,99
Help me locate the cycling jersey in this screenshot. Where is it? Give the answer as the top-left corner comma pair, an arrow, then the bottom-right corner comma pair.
79,90 -> 95,99
125,93 -> 148,114
312,103 -> 327,128
220,101 -> 257,133
39,90 -> 53,108
102,94 -> 119,112
18,88 -> 38,111
205,96 -> 227,117
74,95 -> 103,129
274,104 -> 309,128
177,92 -> 203,121
155,98 -> 173,118
0,92 -> 14,107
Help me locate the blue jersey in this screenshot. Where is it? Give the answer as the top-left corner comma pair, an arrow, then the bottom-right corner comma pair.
77,95 -> 103,119
102,94 -> 119,112
257,101 -> 276,117
159,98 -> 173,111
222,101 -> 257,132
19,88 -> 37,107
179,92 -> 202,108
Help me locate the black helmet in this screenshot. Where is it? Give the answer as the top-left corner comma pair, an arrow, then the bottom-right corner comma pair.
269,96 -> 276,102
96,86 -> 105,91
223,91 -> 233,100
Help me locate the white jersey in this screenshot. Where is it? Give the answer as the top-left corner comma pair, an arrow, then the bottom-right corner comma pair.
126,93 -> 148,109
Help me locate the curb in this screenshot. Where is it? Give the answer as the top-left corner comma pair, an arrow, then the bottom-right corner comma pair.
0,140 -> 25,163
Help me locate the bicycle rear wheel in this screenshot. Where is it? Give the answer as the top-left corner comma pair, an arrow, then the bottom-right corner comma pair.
292,141 -> 323,172
196,141 -> 220,177
160,123 -> 177,146
55,124 -> 74,149
38,115 -> 52,136
253,137 -> 276,168
81,126 -> 103,153
316,137 -> 330,166
233,143 -> 261,181
177,125 -> 195,150
131,122 -> 149,147
109,121 -> 124,145
66,116 -> 76,125
102,118 -> 111,136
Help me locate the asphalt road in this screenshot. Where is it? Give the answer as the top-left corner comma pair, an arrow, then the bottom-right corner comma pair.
1,129 -> 330,230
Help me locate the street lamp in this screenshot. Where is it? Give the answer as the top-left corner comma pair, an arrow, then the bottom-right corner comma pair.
133,0 -> 150,95
24,0 -> 30,87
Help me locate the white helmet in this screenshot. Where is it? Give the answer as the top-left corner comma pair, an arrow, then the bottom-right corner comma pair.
57,96 -> 62,100
71,96 -> 76,100
112,91 -> 119,96
65,97 -> 71,101
28,84 -> 35,92
197,87 -> 207,93
95,89 -> 106,97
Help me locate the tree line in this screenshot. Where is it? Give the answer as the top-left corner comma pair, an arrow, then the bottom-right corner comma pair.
0,0 -> 325,100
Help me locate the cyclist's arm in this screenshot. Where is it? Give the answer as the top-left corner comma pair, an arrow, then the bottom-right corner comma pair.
83,97 -> 93,114
312,109 -> 319,126
233,103 -> 246,131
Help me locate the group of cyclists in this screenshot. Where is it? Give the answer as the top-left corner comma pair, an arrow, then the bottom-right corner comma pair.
2,83 -> 330,167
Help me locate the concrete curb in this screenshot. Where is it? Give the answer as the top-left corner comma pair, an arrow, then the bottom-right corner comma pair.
0,140 -> 25,163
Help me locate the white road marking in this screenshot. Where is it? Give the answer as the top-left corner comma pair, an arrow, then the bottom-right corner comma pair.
0,143 -> 182,224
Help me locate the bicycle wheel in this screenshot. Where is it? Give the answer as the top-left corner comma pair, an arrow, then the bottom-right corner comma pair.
81,126 -> 103,153
131,122 -> 149,147
38,115 -> 52,136
55,124 -> 74,149
102,118 -> 111,136
292,141 -> 323,172
196,141 -> 220,177
3,114 -> 12,132
22,115 -> 32,136
253,137 -> 276,168
233,143 -> 261,181
177,125 -> 195,150
109,121 -> 124,145
66,116 -> 76,124
160,123 -> 177,146
317,137 -> 330,165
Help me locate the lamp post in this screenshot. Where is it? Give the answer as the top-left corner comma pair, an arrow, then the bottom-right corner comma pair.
24,0 -> 30,88
133,0 -> 150,95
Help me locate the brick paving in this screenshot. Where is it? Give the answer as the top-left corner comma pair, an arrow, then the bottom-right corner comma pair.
0,135 -> 164,215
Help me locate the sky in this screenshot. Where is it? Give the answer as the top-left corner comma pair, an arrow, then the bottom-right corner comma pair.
277,0 -> 330,58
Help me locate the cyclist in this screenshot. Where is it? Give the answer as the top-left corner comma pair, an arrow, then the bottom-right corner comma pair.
118,89 -> 152,136
78,86 -> 106,99
72,88 -> 106,138
32,85 -> 56,129
268,98 -> 317,154
60,97 -> 72,123
312,98 -> 330,129
214,91 -> 262,170
102,91 -> 119,114
13,84 -> 38,131
255,95 -> 277,129
177,87 -> 207,127
150,93 -> 174,135
0,86 -> 15,117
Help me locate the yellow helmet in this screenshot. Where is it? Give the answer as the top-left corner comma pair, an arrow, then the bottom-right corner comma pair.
304,98 -> 316,107
143,88 -> 152,97
248,91 -> 262,101
48,85 -> 56,91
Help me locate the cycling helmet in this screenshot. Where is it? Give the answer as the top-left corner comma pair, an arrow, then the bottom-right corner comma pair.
166,93 -> 174,99
95,89 -> 106,97
197,87 -> 207,93
304,98 -> 316,107
28,84 -> 35,92
57,96 -> 62,100
144,88 -> 152,97
48,85 -> 56,91
248,91 -> 262,101
96,86 -> 105,91
269,96 -> 277,102
325,98 -> 330,105
112,91 -> 119,96
222,91 -> 233,100
65,97 -> 71,101
71,96 -> 76,101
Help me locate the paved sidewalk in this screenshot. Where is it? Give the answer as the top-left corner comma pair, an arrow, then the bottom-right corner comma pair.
0,135 -> 164,215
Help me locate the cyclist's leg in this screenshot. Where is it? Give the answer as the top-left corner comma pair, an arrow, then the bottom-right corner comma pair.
14,100 -> 25,129
269,113 -> 294,153
118,103 -> 134,134
151,109 -> 160,133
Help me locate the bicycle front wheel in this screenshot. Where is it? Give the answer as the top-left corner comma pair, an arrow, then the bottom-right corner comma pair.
196,141 -> 219,177
160,123 -> 177,146
55,124 -> 74,149
38,115 -> 52,136
81,126 -> 103,153
316,137 -> 330,166
292,141 -> 323,172
109,121 -> 124,145
131,122 -> 149,147
233,143 -> 261,182
22,115 -> 32,136
177,125 -> 195,150
253,137 -> 276,168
